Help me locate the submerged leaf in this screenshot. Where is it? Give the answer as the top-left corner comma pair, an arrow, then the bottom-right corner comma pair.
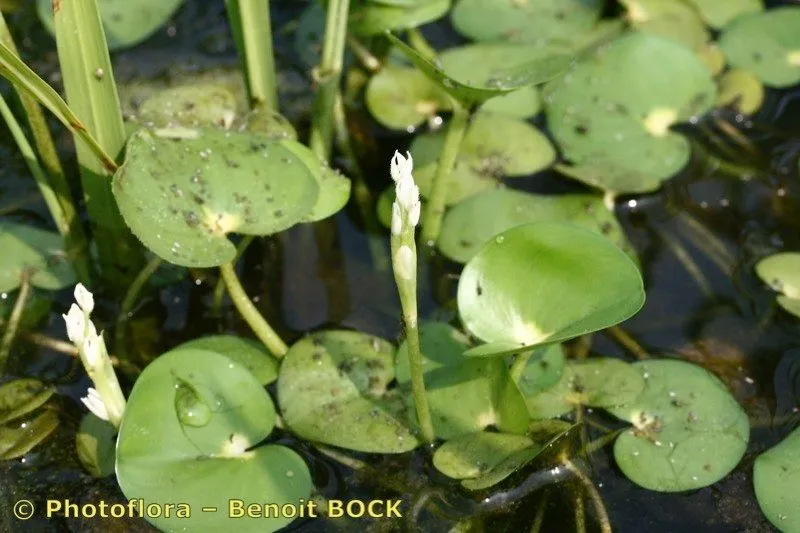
433,431 -> 538,480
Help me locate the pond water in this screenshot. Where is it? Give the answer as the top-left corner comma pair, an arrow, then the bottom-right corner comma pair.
1,0 -> 799,531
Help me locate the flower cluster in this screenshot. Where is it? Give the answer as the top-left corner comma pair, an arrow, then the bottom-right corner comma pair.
390,151 -> 421,236
62,284 -> 126,427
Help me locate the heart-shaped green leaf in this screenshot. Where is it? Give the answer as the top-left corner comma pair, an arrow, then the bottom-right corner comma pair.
719,7 -> 800,88
117,347 -> 312,532
278,330 -> 419,453
350,0 -> 451,36
0,222 -> 75,293
136,84 -> 238,129
175,335 -> 278,385
37,0 -> 185,51
451,0 -> 603,44
387,33 -> 572,107
717,68 -> 764,114
76,413 -> 116,478
280,140 -> 351,223
438,189 -> 635,263
396,322 -> 529,439
621,0 -> 710,53
366,65 -> 452,130
433,431 -> 538,480
457,223 -> 644,357
514,345 -> 566,403
684,0 -> 763,28
545,32 -> 716,181
754,427 -> 800,532
755,252 -> 800,318
555,162 -> 666,195
608,359 -> 749,492
112,127 -> 320,267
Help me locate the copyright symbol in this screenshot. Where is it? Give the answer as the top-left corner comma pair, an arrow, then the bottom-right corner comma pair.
13,500 -> 34,520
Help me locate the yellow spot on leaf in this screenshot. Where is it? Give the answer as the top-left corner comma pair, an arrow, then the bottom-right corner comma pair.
643,107 -> 677,137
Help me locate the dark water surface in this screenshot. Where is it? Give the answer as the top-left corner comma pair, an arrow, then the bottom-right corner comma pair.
1,1 -> 799,531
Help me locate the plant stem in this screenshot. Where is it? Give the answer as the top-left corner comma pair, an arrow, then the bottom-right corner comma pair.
656,226 -> 714,297
309,0 -> 350,161
406,318 -> 435,442
407,28 -> 437,61
346,34 -> 380,72
421,103 -> 469,246
605,326 -> 649,360
211,235 -> 254,316
219,261 -> 288,357
510,350 -> 533,383
574,490 -> 586,533
530,490 -> 549,533
225,0 -> 278,110
585,428 -> 623,454
115,255 -> 163,353
565,459 -> 612,533
0,270 -> 30,370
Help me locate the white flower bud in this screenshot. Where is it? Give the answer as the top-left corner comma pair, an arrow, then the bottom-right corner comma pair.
391,202 -> 403,236
395,174 -> 419,213
390,150 -> 413,183
82,333 -> 103,369
80,388 -> 109,421
63,304 -> 85,345
74,283 -> 95,315
408,200 -> 421,228
395,244 -> 415,281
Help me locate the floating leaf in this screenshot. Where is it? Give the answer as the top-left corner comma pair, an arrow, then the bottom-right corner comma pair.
0,378 -> 54,425
278,330 -> 418,453
387,32 -> 572,107
112,128 -> 320,267
755,252 -> 800,318
555,162 -> 665,195
366,65 -> 452,130
396,322 -> 529,439
37,0 -> 184,51
621,0 -> 710,53
136,84 -> 238,129
411,112 -> 555,206
514,345 -> 566,402
350,0 -> 450,36
719,7 -> 800,88
545,32 -> 716,181
0,222 -> 75,293
117,348 -> 312,532
0,410 -> 58,459
480,87 -> 541,119
754,427 -> 800,532
76,413 -> 116,477
684,0 -> 763,28
451,0 -> 603,44
458,223 -> 644,357
608,359 -> 749,492
175,335 -> 278,385
433,431 -> 538,479
717,68 -> 764,114
438,190 -> 635,263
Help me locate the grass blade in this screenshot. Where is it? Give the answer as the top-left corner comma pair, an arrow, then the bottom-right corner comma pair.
225,0 -> 278,110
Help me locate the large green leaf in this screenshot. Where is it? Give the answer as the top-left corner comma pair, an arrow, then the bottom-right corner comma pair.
433,431 -> 539,480
38,0 -> 185,51
755,252 -> 800,318
410,112 -> 555,206
396,322 -> 529,439
754,427 -> 800,532
621,0 -> 710,53
451,0 -> 603,44
112,127 -> 320,267
278,330 -> 419,453
545,32 -> 716,181
608,359 -> 749,492
117,347 -> 311,532
175,335 -> 278,385
136,84 -> 239,129
438,190 -> 635,264
0,221 -> 75,293
457,223 -> 644,357
719,7 -> 800,88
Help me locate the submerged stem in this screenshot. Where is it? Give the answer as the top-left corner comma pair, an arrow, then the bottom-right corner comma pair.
421,104 -> 469,246
605,326 -> 649,360
115,255 -> 163,353
309,0 -> 350,161
0,270 -> 30,370
564,459 -> 612,533
219,262 -> 288,357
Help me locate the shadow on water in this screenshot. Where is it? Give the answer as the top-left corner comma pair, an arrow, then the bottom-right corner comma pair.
1,0 -> 800,531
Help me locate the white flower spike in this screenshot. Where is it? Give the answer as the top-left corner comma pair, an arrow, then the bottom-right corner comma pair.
390,150 -> 421,231
63,304 -> 86,345
390,150 -> 414,183
395,245 -> 415,281
83,334 -> 103,368
74,283 -> 95,315
80,388 -> 109,421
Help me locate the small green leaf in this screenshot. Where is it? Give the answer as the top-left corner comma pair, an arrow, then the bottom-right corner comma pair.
350,0 -> 451,36
366,64 -> 452,130
545,32 -> 716,181
514,345 -> 566,401
754,427 -> 800,532
37,0 -> 185,51
608,359 -> 749,492
755,252 -> 800,318
717,68 -> 764,114
278,330 -> 419,453
0,410 -> 58,459
117,347 -> 311,532
719,7 -> 800,88
684,0 -> 763,28
175,335 -> 278,385
438,190 -> 635,263
621,0 -> 711,53
457,223 -> 644,357
76,413 -> 116,477
433,431 -> 537,480
0,378 -> 55,425
0,222 -> 75,293
112,128 -> 321,267
136,84 -> 238,129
